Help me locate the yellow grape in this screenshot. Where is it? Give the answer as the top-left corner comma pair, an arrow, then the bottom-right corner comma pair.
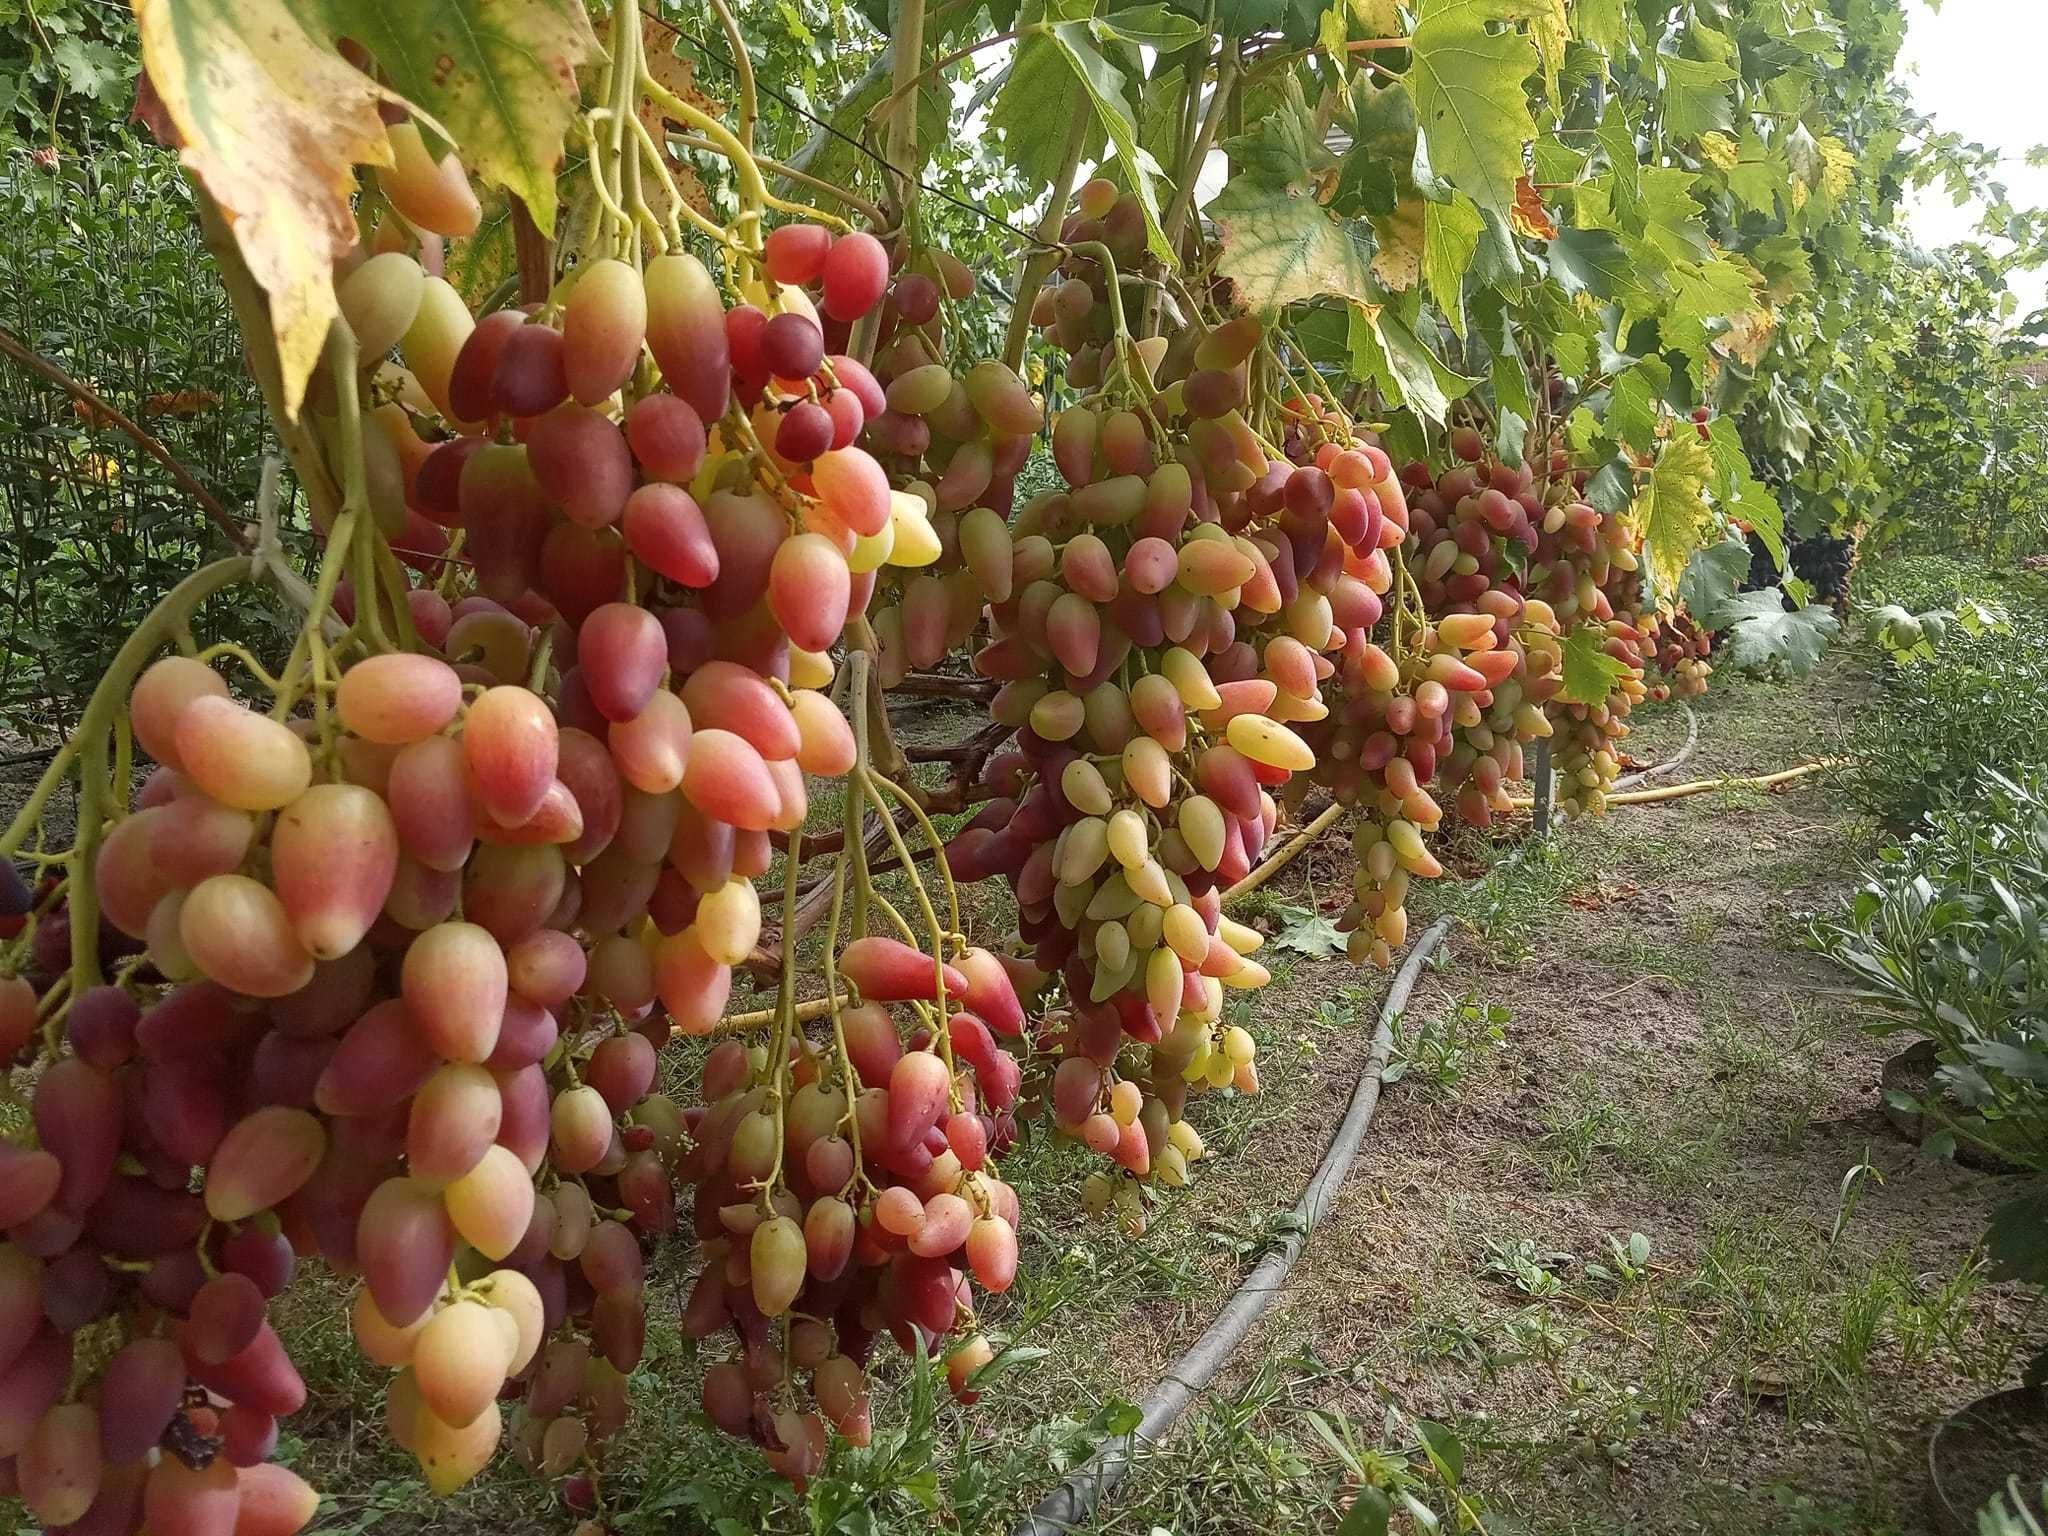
338,251 -> 425,360
378,122 -> 482,238
750,1216 -> 807,1316
352,1286 -> 427,1368
336,654 -> 463,744
562,257 -> 647,406
472,1270 -> 545,1374
402,276 -> 476,424
694,878 -> 761,967
413,1301 -> 510,1429
180,874 -> 314,998
175,696 -> 312,811
412,1398 -> 501,1495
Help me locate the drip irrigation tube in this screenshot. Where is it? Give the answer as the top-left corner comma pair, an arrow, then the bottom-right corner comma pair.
1506,757 -> 1840,810
1011,916 -> 1455,1536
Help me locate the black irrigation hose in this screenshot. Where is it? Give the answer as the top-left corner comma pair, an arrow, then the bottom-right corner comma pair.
1013,916 -> 1456,1536
1611,704 -> 1698,793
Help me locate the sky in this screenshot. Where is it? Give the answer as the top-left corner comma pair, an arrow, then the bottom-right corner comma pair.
1898,0 -> 2048,315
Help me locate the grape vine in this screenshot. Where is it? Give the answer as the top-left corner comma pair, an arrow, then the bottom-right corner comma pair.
0,0 -> 1909,1526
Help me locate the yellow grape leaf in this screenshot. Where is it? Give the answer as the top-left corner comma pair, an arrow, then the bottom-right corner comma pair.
1817,134 -> 1855,202
1351,0 -> 1404,32
1714,305 -> 1776,367
1370,197 -> 1425,290
1630,430 -> 1716,596
1210,178 -> 1375,315
1524,0 -> 1567,107
135,0 -> 388,419
640,20 -> 722,219
314,0 -> 600,237
1698,131 -> 1739,172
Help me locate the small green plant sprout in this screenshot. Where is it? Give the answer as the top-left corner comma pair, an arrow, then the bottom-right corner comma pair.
1585,1231 -> 1655,1286
1829,1150 -> 1884,1247
1481,1237 -> 1574,1298
1384,991 -> 1509,1097
1307,1401 -> 1489,1535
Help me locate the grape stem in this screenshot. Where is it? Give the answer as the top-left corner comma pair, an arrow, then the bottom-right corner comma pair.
704,0 -> 758,153
639,68 -> 769,239
0,555 -> 259,864
1161,44 -> 1238,256
1002,95 -> 1092,373
881,0 -> 928,225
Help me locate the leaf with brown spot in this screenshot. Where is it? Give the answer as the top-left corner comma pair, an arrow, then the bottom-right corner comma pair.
310,0 -> 600,237
639,22 -> 724,221
1369,196 -> 1425,290
134,0 -> 389,418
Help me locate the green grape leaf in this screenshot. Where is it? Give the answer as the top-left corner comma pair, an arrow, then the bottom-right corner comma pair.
1604,359 -> 1669,455
1677,533 -> 1751,625
1210,177 -> 1375,312
1575,0 -> 1628,54
1706,418 -> 1784,568
1422,194 -> 1483,337
1407,0 -> 1538,218
134,0 -> 393,418
1338,76 -> 1419,216
1725,132 -> 1788,216
1558,624 -> 1631,705
1091,4 -> 1208,51
1222,77 -> 1337,188
1347,300 -> 1479,422
1657,52 -> 1735,141
993,14 -> 1169,260
1491,345 -> 1532,427
313,0 -> 599,237
1716,591 -> 1839,676
1548,228 -> 1644,304
990,16 -> 1106,186
1268,902 -> 1347,959
1043,20 -> 1173,261
1583,453 -> 1635,515
1632,429 -> 1716,596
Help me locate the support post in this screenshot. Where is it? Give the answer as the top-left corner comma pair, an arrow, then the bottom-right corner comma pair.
1530,738 -> 1553,838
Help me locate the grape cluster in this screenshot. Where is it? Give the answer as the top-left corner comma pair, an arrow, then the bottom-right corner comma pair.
1029,177 -> 1159,392
1787,531 -> 1857,621
1307,431 -> 1563,965
1647,612 -> 1713,700
855,253 -> 1043,685
0,138 -> 967,1518
931,210 -> 1386,1221
1514,453 -> 1651,816
679,933 -> 1030,1482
